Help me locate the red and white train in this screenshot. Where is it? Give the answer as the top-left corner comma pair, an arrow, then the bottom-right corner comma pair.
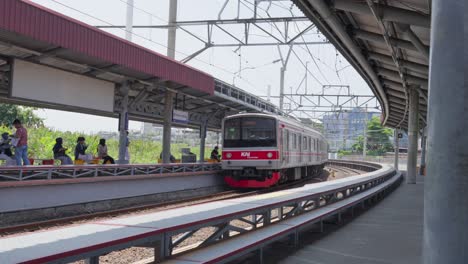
221,113 -> 328,188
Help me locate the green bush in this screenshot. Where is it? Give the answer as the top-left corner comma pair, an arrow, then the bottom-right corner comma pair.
0,126 -> 213,164
337,150 -> 352,157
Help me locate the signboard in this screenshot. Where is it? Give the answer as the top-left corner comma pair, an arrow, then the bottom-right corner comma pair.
11,59 -> 115,113
173,109 -> 189,124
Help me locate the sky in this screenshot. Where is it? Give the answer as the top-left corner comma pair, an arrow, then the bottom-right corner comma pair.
27,0 -> 374,133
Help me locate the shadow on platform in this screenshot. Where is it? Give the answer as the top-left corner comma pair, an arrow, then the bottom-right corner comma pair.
260,172 -> 424,264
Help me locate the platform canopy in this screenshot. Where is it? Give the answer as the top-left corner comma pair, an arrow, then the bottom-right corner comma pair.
0,0 -> 281,129
293,0 -> 430,129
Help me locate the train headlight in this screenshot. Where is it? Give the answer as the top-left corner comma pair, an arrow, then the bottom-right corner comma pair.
267,152 -> 273,158
226,153 -> 232,159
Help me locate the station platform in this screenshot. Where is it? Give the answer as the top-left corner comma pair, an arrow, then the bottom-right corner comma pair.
0,162 -> 399,264
263,173 -> 424,264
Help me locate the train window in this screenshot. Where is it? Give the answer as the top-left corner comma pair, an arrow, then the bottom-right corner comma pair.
285,130 -> 289,151
293,134 -> 297,149
223,117 -> 276,148
224,118 -> 240,140
309,137 -> 312,152
303,136 -> 307,150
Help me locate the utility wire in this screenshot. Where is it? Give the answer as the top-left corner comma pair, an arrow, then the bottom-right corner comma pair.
47,0 -> 261,90
240,0 -> 326,91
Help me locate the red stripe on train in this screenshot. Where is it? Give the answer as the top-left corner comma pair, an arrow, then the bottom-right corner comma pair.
222,150 -> 279,160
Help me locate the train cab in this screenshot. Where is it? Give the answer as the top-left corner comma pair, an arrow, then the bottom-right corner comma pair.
221,113 -> 328,188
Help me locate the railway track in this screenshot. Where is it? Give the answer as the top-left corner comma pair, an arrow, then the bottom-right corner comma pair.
0,167 -> 342,236
328,165 -> 364,176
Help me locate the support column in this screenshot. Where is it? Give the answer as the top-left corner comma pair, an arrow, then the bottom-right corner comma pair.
279,66 -> 285,111
199,121 -> 207,163
118,82 -> 130,164
162,0 -> 178,163
153,240 -> 163,263
394,128 -> 399,170
125,0 -> 134,41
424,1 -> 466,263
406,86 -> 419,184
85,256 -> 99,264
363,117 -> 367,159
162,92 -> 174,163
419,129 -> 427,175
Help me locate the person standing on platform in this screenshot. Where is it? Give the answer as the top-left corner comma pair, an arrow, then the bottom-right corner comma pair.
125,131 -> 130,162
52,137 -> 73,165
12,119 -> 30,166
97,138 -> 115,164
210,146 -> 221,162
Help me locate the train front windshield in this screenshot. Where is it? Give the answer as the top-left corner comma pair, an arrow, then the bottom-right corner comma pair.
223,117 -> 276,148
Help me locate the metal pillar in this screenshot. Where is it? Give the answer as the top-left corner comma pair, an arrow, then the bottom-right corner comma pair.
162,92 -> 174,163
125,0 -> 134,41
153,240 -> 163,263
199,121 -> 207,163
363,117 -> 367,159
279,66 -> 285,111
277,45 -> 292,112
406,86 -> 419,184
162,0 -> 177,163
85,256 -> 99,264
419,129 -> 426,175
394,129 -> 399,170
424,1 -> 467,263
118,82 -> 130,164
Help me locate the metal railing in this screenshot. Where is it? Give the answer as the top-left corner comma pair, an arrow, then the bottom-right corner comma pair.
161,160 -> 399,258
1,160 -> 402,264
0,163 -> 222,181
214,79 -> 283,115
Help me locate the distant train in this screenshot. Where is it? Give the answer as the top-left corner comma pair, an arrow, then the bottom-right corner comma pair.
221,113 -> 328,188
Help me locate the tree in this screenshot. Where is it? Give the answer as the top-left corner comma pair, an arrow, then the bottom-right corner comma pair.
352,135 -> 364,153
0,103 -> 44,128
352,116 -> 393,155
311,121 -> 324,133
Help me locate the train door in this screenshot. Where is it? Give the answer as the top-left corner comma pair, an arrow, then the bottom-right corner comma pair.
293,133 -> 297,165
315,139 -> 319,162
319,141 -> 323,161
283,129 -> 289,165
309,137 -> 312,163
302,136 -> 309,163
298,134 -> 302,163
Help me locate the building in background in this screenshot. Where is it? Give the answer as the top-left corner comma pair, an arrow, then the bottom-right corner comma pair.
322,108 -> 380,152
140,123 -> 220,148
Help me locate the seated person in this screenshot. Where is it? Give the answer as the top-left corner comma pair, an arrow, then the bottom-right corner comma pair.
210,146 -> 221,162
97,139 -> 115,164
74,136 -> 92,162
0,132 -> 15,165
160,152 -> 176,163
52,137 -> 73,165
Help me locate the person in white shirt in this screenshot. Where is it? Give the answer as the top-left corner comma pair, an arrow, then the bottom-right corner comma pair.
97,138 -> 115,164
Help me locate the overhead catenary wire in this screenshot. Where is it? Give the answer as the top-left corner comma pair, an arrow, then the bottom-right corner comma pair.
47,0 -> 262,90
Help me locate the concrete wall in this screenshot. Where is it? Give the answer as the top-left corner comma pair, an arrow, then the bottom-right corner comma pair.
0,173 -> 224,213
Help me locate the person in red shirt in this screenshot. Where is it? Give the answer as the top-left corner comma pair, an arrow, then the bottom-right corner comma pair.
12,119 -> 30,166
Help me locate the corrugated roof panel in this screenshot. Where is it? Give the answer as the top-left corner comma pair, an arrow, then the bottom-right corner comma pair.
0,0 -> 214,95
